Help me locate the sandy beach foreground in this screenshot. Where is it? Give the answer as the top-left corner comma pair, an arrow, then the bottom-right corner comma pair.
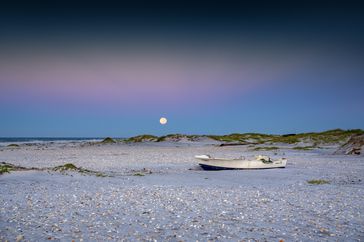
0,142 -> 363,241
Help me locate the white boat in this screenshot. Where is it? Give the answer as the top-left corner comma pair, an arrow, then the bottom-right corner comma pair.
195,155 -> 287,170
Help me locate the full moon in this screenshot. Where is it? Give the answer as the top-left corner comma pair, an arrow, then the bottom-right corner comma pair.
159,117 -> 167,125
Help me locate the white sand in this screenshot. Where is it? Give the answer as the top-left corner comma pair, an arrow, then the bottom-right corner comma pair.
0,142 -> 363,241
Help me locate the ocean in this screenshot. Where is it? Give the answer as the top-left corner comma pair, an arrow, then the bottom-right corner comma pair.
0,137 -> 103,146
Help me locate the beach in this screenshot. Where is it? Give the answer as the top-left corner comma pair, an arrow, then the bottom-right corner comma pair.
1,0 -> 364,240
0,141 -> 363,241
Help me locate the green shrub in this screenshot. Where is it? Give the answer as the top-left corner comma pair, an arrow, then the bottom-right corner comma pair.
0,164 -> 13,174
101,137 -> 116,143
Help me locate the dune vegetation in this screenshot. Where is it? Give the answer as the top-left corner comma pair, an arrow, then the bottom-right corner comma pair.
157,134 -> 202,142
125,135 -> 159,143
100,137 -> 116,144
53,163 -> 107,177
0,164 -> 13,174
123,129 -> 363,145
209,129 -> 363,145
307,179 -> 330,185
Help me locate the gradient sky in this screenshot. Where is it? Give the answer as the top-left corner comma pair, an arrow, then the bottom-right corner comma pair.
0,1 -> 363,137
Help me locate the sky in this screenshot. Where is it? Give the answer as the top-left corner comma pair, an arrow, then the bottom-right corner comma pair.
0,1 -> 363,137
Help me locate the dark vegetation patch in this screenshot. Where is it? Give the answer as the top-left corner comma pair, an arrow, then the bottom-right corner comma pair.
7,144 -> 20,147
292,146 -> 317,150
0,162 -> 107,177
125,134 -> 206,143
253,146 -> 279,151
219,142 -> 255,147
0,164 -> 13,174
123,129 -> 364,145
125,134 -> 158,143
0,162 -> 37,174
282,133 -> 296,137
215,129 -> 362,145
307,179 -> 330,185
208,133 -> 271,143
157,134 -> 202,142
53,163 -> 78,171
334,133 -> 364,155
100,137 -> 116,144
53,163 -> 108,177
295,129 -> 363,145
130,168 -> 152,176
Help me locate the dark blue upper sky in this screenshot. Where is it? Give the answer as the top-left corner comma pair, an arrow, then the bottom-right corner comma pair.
0,0 -> 363,137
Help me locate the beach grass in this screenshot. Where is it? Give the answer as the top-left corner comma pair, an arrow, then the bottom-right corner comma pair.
0,164 -> 13,174
0,162 -> 109,177
53,163 -> 108,177
100,137 -> 116,144
157,134 -> 201,142
307,179 -> 330,185
123,129 -> 363,145
118,129 -> 364,146
53,163 -> 78,171
125,134 -> 158,143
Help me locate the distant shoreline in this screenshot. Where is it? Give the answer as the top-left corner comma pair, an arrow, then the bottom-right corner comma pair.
1,129 -> 363,148
1,128 -> 363,141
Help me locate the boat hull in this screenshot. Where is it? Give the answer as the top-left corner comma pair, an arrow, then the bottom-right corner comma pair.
199,163 -> 286,170
196,156 -> 287,170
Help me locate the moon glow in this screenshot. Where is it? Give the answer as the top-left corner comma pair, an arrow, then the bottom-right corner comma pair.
159,117 -> 167,125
